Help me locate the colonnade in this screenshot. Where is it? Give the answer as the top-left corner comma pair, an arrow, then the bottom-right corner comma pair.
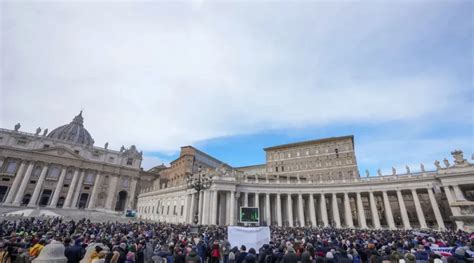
175,185 -> 467,229
1,159 -> 136,210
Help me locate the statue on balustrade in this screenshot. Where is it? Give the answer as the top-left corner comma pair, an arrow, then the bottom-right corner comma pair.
443,158 -> 450,168
451,150 -> 470,167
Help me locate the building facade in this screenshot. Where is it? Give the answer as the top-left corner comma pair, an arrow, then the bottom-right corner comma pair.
0,112 -> 158,212
137,136 -> 474,231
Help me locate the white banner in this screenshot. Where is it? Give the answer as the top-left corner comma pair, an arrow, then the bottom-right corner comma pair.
228,226 -> 271,251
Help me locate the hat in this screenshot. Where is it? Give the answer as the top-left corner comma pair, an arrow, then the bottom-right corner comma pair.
455,248 -> 465,256
326,252 -> 334,258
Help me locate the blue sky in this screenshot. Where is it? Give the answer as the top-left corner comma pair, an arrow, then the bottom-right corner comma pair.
1,1 -> 472,175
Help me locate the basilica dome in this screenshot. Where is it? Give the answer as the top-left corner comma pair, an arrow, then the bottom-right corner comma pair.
47,111 -> 95,146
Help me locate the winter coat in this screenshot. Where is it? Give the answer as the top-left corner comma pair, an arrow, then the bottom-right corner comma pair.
244,253 -> 257,263
282,252 -> 298,263
66,244 -> 85,263
185,251 -> 201,263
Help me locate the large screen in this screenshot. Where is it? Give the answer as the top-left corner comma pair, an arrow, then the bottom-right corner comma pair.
240,207 -> 259,223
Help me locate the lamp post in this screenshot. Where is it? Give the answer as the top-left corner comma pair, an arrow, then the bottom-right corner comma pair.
186,165 -> 213,226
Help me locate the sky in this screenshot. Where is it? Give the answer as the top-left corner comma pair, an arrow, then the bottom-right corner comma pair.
1,1 -> 472,175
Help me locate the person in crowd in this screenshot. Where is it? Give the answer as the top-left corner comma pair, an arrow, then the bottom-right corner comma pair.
0,217 -> 472,263
244,248 -> 257,263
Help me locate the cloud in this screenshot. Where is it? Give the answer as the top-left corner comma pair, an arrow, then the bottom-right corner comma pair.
0,1 -> 472,163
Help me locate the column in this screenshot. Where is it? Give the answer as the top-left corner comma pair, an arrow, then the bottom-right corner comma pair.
127,178 -> 138,210
202,190 -> 210,225
198,190 -> 204,224
183,193 -> 190,223
188,193 -> 195,224
344,192 -> 354,228
73,170 -> 86,208
369,192 -> 381,229
104,175 -> 118,210
396,190 -> 411,229
243,192 -> 248,207
356,192 -> 367,229
453,185 -> 466,201
276,193 -> 282,226
332,193 -> 341,228
287,194 -> 294,227
63,169 -> 79,208
13,162 -> 35,206
87,173 -> 102,209
320,194 -> 329,227
382,191 -> 396,229
229,191 -> 235,225
427,187 -> 445,230
226,192 -> 231,225
212,190 -> 219,225
298,194 -> 305,226
309,194 -> 317,227
28,164 -> 49,207
444,186 -> 464,230
411,189 -> 428,229
49,167 -> 67,208
4,161 -> 27,204
265,193 -> 271,226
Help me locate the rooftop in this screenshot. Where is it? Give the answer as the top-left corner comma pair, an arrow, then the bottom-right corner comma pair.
263,135 -> 354,151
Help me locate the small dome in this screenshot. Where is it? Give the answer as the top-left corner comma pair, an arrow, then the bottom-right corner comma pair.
47,111 -> 94,146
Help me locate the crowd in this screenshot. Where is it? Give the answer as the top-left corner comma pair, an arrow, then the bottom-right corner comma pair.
0,217 -> 472,263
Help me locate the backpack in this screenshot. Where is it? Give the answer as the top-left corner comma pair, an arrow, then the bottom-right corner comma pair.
229,252 -> 236,261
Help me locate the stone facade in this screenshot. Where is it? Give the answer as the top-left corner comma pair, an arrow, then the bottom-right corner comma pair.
137,137 -> 474,231
0,112 -> 158,212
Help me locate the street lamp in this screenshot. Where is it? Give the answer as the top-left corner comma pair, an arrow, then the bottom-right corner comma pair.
186,165 -> 213,226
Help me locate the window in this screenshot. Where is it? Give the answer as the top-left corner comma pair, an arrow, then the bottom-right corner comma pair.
30,180 -> 36,184
74,150 -> 80,154
335,148 -> 339,158
43,144 -> 50,148
84,172 -> 95,184
6,160 -> 17,174
181,205 -> 184,216
127,158 -> 133,165
47,166 -> 61,179
281,166 -> 284,172
173,206 -> 177,215
122,178 -> 130,188
2,178 -> 10,182
167,206 -> 170,215
17,140 -> 27,145
66,169 -> 74,180
32,166 -> 42,178
275,166 -> 278,172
